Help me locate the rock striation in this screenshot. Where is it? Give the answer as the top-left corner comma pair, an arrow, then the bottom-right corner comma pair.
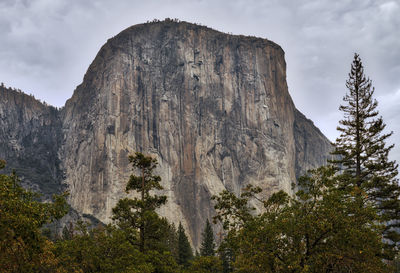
0,21 -> 332,247
0,86 -> 63,197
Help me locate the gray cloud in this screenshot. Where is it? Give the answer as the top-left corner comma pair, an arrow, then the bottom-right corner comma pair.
0,0 -> 399,165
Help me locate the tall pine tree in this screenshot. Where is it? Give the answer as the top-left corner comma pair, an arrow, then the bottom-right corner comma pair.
200,219 -> 215,257
177,222 -> 193,267
331,53 -> 400,256
112,152 -> 167,252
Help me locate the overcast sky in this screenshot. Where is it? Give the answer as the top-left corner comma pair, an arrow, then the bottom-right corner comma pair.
1,0 -> 399,165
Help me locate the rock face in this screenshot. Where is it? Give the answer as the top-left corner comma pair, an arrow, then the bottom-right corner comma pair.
0,21 -> 332,247
0,86 -> 63,197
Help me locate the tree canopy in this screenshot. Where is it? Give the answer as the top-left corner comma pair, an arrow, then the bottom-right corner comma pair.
213,167 -> 390,272
0,159 -> 68,272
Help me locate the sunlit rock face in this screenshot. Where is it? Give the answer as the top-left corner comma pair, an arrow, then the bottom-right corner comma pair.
0,21 -> 332,247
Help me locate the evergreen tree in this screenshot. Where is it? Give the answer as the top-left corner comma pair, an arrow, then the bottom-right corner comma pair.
212,168 -> 390,272
164,222 -> 179,260
177,222 -> 193,267
331,53 -> 400,254
218,240 -> 235,273
0,159 -> 68,272
61,222 -> 74,240
54,224 -> 156,272
200,219 -> 215,256
188,256 -> 223,273
112,152 -> 167,252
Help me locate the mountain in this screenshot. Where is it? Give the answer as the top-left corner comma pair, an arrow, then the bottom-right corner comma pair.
0,86 -> 63,197
0,20 -> 332,247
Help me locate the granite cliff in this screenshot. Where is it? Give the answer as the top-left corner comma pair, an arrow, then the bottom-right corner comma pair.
0,20 -> 332,247
0,86 -> 63,197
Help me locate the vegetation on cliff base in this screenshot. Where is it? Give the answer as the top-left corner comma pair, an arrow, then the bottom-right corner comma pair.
0,159 -> 68,272
212,167 -> 390,272
1,157 -> 394,272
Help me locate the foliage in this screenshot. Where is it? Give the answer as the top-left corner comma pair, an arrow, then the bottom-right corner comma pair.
157,220 -> 180,259
112,152 -> 167,252
54,218 -> 180,273
212,184 -> 262,231
200,219 -> 216,257
55,221 -> 181,272
187,256 -> 223,273
0,159 -> 68,272
218,236 -> 235,273
177,222 -> 193,267
395,253 -> 400,272
213,167 -> 391,272
330,53 -> 400,257
162,222 -> 179,261
54,223 -> 155,272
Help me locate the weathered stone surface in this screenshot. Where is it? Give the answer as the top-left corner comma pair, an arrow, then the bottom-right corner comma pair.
293,109 -> 333,180
0,21 -> 332,247
0,86 -> 63,197
60,21 -> 332,246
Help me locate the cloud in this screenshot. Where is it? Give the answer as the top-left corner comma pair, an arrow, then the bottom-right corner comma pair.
0,0 -> 105,103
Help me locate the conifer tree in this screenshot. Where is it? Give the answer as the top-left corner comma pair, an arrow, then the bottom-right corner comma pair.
212,169 -> 390,272
331,53 -> 400,254
177,222 -> 193,267
0,159 -> 68,271
200,219 -> 215,257
112,152 -> 167,252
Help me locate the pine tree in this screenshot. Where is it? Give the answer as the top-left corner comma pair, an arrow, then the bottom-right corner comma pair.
177,222 -> 193,267
200,219 -> 215,256
112,152 -> 167,252
331,53 -> 400,255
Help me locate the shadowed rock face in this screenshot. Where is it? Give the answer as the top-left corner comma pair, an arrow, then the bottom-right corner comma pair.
0,86 -> 63,197
0,21 -> 332,247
